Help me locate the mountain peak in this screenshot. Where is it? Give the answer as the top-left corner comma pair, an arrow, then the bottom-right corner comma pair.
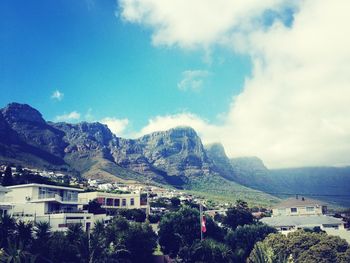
1,102 -> 45,124
205,143 -> 227,157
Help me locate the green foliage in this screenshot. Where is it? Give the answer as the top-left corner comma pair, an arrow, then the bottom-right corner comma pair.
0,215 -> 157,263
253,230 -> 350,263
148,214 -> 161,223
104,216 -> 157,263
170,197 -> 181,207
0,214 -> 16,248
178,239 -> 233,263
247,241 -> 275,263
225,224 -> 276,263
158,206 -> 200,257
87,199 -> 105,214
2,166 -> 13,186
223,200 -> 254,230
186,175 -> 280,207
117,209 -> 146,222
158,206 -> 228,259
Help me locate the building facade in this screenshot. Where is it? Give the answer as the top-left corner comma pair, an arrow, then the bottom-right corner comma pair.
262,197 -> 347,240
5,184 -> 95,231
0,185 -> 12,217
79,191 -> 149,213
272,197 -> 327,216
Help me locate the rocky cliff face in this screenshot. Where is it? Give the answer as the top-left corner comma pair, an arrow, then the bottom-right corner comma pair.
0,103 -> 214,186
205,143 -> 236,181
113,127 -> 213,186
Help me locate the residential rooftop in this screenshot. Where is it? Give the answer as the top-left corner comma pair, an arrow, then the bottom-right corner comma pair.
6,183 -> 84,192
261,215 -> 343,227
273,197 -> 327,209
0,185 -> 10,193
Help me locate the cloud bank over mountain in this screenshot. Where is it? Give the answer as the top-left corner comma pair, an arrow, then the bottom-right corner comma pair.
119,0 -> 350,168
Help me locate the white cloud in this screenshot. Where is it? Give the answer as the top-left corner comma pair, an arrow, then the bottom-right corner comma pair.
123,0 -> 350,168
177,70 -> 209,91
100,117 -> 129,136
119,0 -> 286,49
51,90 -> 64,101
55,111 -> 81,122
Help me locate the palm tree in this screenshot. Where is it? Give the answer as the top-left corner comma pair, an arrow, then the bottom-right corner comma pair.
33,221 -> 51,262
15,221 -> 33,248
0,240 -> 37,263
0,214 -> 16,248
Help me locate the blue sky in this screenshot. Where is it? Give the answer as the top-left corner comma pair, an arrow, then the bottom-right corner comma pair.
1,0 -> 349,168
0,0 -> 250,131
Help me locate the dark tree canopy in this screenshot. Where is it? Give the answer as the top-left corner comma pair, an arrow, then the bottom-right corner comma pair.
2,166 -> 13,186
223,200 -> 254,230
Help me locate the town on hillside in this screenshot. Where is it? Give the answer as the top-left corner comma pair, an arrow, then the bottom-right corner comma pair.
1,164 -> 350,262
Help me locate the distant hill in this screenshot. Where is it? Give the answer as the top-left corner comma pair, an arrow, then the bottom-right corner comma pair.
229,157 -> 350,207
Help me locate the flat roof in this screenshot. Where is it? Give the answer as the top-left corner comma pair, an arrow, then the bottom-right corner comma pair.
261,215 -> 344,227
79,191 -> 139,197
0,185 -> 10,193
6,183 -> 84,192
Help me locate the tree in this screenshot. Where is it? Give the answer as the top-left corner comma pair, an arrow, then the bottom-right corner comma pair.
256,230 -> 350,263
170,197 -> 181,208
48,231 -> 75,263
124,222 -> 157,262
158,206 -> 200,257
87,199 -> 105,214
15,221 -> 33,248
104,216 -> 157,263
225,223 -> 276,263
2,166 -> 13,186
223,200 -> 254,230
118,209 -> 146,222
247,241 -> 274,263
0,241 -> 37,263
0,214 -> 16,248
32,221 -> 52,262
248,241 -> 290,263
179,239 -> 233,263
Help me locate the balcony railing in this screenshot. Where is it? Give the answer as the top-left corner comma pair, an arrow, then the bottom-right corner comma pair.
46,210 -> 87,214
38,194 -> 78,202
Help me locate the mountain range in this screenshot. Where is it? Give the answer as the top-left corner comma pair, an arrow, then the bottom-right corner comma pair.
1,103 -> 349,207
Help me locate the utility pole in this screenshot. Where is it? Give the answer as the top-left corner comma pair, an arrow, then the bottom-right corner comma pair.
200,203 -> 203,241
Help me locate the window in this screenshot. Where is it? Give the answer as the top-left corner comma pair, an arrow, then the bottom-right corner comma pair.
306,206 -> 314,212
106,198 -> 113,206
122,199 -> 126,206
114,199 -> 120,207
130,198 -> 135,206
291,208 -> 297,213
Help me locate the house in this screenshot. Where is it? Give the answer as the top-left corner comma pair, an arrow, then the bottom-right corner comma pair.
261,197 -> 347,240
261,214 -> 345,233
271,197 -> 327,216
79,191 -> 149,214
5,183 -> 95,231
0,185 -> 12,217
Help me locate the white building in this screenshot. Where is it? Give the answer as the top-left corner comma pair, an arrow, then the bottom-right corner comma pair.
79,191 -> 149,213
0,185 -> 12,217
261,197 -> 347,240
271,197 -> 327,216
5,184 -> 95,231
